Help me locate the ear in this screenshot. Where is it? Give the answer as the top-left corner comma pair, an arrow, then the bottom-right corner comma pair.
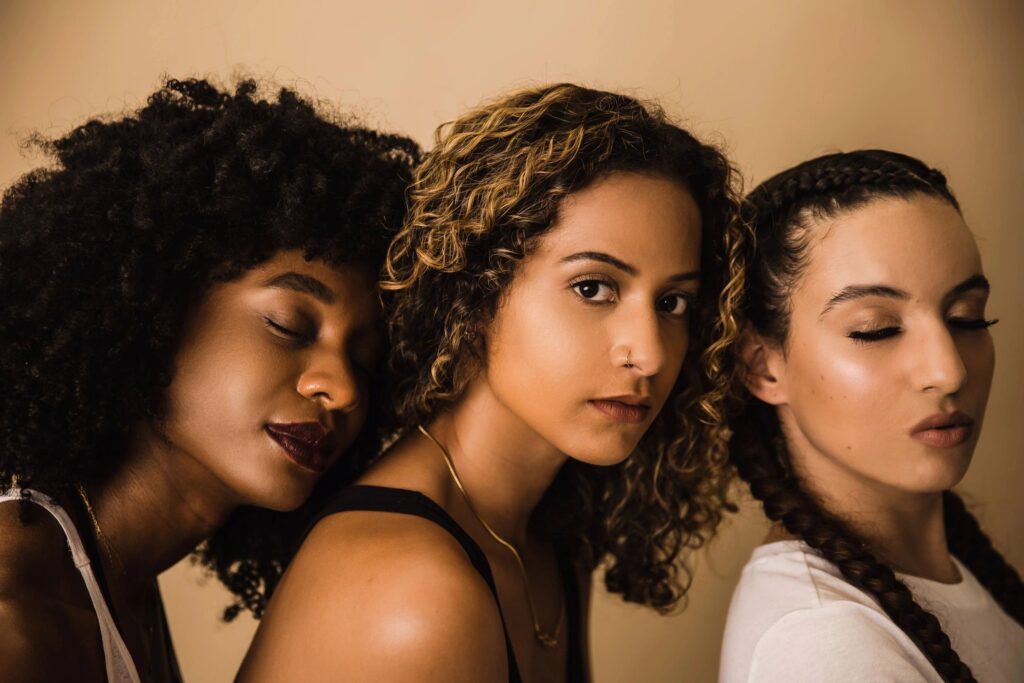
738,327 -> 788,406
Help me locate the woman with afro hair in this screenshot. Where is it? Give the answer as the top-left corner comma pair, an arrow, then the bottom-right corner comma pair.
0,77 -> 418,682
240,83 -> 747,681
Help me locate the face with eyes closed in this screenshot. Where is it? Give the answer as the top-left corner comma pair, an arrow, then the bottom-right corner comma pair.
154,250 -> 383,511
746,194 -> 996,495
479,171 -> 702,465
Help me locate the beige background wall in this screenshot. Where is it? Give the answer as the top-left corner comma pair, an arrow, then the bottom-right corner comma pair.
2,1 -> 1021,681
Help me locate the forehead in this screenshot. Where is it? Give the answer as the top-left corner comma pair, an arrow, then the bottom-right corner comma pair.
798,195 -> 982,302
534,172 -> 702,271
244,250 -> 380,313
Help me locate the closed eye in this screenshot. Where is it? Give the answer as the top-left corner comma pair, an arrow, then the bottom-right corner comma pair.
848,326 -> 900,343
948,318 -> 998,331
264,316 -> 315,343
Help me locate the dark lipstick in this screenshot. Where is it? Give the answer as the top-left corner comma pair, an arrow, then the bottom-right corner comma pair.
265,422 -> 333,473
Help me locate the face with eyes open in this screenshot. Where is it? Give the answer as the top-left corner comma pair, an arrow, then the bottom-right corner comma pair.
154,250 -> 384,511
745,194 -> 996,495
475,171 -> 703,466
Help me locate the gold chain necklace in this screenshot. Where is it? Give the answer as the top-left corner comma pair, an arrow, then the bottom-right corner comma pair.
76,483 -> 125,576
418,425 -> 563,648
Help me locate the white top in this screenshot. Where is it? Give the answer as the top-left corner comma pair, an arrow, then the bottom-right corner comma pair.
719,540 -> 1024,683
0,489 -> 141,683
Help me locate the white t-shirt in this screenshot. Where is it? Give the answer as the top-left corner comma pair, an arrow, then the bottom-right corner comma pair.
719,540 -> 1024,683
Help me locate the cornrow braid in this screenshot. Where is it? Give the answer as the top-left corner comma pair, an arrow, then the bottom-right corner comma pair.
748,150 -> 959,227
730,149 -> 1023,683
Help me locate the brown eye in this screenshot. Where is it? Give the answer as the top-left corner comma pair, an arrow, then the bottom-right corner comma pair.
656,293 -> 691,317
571,279 -> 616,302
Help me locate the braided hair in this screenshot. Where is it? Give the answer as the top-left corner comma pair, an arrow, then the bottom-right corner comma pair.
730,149 -> 1023,682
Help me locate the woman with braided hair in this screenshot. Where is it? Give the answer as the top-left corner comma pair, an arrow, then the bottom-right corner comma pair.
0,77 -> 418,682
719,150 -> 1024,682
240,83 -> 746,682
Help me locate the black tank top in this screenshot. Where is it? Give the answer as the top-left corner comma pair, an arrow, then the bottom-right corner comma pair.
309,484 -> 586,682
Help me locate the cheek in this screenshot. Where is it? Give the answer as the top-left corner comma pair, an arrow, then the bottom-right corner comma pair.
487,294 -> 595,409
164,328 -> 285,446
787,339 -> 899,447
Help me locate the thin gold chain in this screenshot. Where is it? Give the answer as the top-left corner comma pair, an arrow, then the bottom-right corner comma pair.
76,483 -> 125,576
418,424 -> 563,648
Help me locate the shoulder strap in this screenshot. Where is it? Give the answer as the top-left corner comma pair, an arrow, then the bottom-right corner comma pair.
313,484 -> 523,682
1,489 -> 142,683
557,547 -> 585,682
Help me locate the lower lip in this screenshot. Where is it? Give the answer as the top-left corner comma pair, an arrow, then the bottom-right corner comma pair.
589,400 -> 650,424
911,425 -> 972,448
266,429 -> 329,473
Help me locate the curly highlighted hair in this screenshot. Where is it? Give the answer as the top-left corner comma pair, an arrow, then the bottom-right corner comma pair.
0,77 -> 419,619
383,83 -> 750,610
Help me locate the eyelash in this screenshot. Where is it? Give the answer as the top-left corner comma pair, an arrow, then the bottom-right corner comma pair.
264,316 -> 315,344
569,275 -> 616,303
568,276 -> 692,318
848,318 -> 999,344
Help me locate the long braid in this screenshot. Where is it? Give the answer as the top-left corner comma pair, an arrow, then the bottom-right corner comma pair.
730,402 -> 975,682
944,491 -> 1024,624
731,149 -> 1022,682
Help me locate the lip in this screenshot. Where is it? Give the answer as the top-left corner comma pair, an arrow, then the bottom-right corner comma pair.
589,395 -> 652,424
265,422 -> 334,473
909,411 -> 974,449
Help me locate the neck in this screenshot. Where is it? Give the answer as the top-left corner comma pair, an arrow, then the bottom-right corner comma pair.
783,425 -> 958,582
82,424 -> 238,591
426,378 -> 567,545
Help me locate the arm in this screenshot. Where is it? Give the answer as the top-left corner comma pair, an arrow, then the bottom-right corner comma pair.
237,513 -> 508,683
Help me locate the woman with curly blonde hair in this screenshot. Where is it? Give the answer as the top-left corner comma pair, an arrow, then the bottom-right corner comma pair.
241,83 -> 747,682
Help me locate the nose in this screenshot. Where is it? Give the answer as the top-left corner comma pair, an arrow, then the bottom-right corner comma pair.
612,307 -> 668,376
915,324 -> 968,395
296,348 -> 363,413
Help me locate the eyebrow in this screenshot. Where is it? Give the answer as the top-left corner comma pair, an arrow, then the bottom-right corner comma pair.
943,274 -> 990,303
820,274 -> 991,318
559,251 -> 700,282
263,272 -> 335,304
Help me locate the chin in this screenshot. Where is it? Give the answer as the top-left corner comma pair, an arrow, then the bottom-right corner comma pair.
236,475 -> 316,512
563,432 -> 642,467
892,456 -> 972,494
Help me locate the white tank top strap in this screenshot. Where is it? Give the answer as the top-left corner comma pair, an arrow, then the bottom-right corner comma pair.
1,488 -> 142,683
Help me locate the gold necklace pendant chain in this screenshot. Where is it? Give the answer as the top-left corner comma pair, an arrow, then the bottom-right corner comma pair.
76,483 -> 126,577
418,425 -> 563,649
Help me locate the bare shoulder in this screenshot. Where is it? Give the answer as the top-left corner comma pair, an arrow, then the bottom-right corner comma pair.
239,509 -> 507,682
0,501 -> 105,681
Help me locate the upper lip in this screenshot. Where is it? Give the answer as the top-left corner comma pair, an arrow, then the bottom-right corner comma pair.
910,410 -> 974,433
265,421 -> 334,450
592,394 -> 652,407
